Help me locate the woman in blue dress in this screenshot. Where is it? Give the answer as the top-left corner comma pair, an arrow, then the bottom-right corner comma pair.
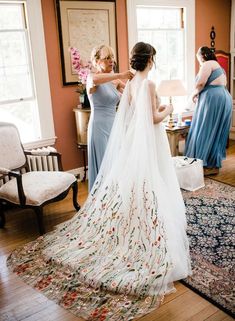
184,46 -> 232,175
87,45 -> 134,191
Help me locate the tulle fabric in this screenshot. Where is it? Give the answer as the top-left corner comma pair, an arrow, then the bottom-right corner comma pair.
42,79 -> 191,297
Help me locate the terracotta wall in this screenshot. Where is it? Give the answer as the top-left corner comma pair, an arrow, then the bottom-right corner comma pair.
40,0 -> 231,171
195,0 -> 231,71
40,0 -> 128,170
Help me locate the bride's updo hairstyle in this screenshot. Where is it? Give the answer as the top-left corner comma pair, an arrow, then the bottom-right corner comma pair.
130,42 -> 156,71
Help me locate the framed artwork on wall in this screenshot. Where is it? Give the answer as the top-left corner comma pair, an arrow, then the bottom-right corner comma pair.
55,0 -> 117,85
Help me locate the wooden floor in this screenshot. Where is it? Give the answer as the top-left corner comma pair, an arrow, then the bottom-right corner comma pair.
0,141 -> 234,321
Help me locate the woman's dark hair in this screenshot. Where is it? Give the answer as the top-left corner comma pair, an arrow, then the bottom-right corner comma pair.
198,46 -> 217,61
130,42 -> 156,71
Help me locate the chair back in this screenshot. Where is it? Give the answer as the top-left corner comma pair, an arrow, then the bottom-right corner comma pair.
0,122 -> 27,170
215,50 -> 230,90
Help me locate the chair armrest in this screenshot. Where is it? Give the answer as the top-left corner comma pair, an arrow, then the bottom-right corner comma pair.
0,167 -> 21,177
0,167 -> 26,206
0,167 -> 12,175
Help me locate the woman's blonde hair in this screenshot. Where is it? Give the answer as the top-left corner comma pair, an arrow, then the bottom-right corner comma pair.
90,45 -> 115,68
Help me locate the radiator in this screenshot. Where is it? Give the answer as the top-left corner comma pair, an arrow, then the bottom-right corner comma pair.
26,146 -> 59,171
0,147 -> 59,187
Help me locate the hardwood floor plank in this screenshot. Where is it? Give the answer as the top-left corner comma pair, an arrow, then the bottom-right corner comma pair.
204,309 -> 234,321
136,290 -> 216,321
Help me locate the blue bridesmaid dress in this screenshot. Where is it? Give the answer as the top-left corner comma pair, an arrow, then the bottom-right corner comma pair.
87,82 -> 120,191
184,68 -> 232,168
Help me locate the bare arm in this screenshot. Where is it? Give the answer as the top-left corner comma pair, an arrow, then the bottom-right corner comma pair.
149,81 -> 173,124
87,70 -> 133,94
191,61 -> 213,102
92,70 -> 133,85
115,79 -> 126,93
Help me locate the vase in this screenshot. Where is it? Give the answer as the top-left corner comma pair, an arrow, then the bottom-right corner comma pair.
82,91 -> 90,108
79,90 -> 90,109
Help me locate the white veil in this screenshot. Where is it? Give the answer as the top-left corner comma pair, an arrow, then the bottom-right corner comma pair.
43,79 -> 191,298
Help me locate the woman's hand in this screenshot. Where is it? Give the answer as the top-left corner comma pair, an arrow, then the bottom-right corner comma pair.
119,70 -> 135,80
192,93 -> 199,103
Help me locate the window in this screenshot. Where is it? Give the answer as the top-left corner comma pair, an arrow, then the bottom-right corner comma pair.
127,0 -> 195,114
0,0 -> 55,146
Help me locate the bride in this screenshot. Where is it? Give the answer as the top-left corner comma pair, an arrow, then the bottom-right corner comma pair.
8,42 -> 191,321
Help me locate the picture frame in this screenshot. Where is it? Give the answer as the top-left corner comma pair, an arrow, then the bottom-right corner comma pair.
55,0 -> 117,86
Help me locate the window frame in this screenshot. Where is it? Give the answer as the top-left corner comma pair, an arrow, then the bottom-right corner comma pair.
127,0 -> 195,115
0,0 -> 55,149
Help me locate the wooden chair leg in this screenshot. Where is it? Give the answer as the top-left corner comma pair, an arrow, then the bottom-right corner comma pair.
0,205 -> 6,228
72,181 -> 80,211
34,207 -> 45,235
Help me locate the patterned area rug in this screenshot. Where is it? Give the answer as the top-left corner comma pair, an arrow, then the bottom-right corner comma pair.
182,178 -> 235,317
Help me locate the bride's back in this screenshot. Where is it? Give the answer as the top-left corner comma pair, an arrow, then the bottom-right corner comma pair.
128,73 -> 149,106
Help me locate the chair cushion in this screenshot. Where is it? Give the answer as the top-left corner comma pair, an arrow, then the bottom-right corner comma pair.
0,171 -> 76,206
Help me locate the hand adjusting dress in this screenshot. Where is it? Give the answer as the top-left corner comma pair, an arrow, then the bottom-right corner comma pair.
184,67 -> 232,168
87,79 -> 120,191
8,79 -> 191,321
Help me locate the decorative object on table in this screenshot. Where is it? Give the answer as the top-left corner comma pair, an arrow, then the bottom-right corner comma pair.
210,26 -> 216,52
182,178 -> 235,317
173,156 -> 205,191
184,119 -> 191,126
157,79 -> 187,128
177,113 -> 183,127
70,47 -> 92,108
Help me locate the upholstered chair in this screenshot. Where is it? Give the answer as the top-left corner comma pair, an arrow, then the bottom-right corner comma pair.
0,122 -> 80,235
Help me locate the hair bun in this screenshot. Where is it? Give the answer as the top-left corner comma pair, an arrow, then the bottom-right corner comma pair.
130,54 -> 150,71
130,42 -> 156,71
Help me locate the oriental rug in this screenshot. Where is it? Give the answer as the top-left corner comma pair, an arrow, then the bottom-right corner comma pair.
182,178 -> 235,317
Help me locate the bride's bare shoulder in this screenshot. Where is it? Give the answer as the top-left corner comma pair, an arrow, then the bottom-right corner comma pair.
146,79 -> 156,91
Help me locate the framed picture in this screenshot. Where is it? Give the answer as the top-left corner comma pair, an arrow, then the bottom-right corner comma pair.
55,0 -> 117,85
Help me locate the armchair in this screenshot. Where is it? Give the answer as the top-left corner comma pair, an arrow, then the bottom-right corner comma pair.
0,122 -> 80,235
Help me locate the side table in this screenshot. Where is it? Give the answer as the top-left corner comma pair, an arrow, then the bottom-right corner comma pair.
73,108 -> 90,182
73,108 -> 90,144
166,125 -> 190,156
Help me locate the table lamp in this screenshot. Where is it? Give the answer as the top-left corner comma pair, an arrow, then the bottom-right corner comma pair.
157,79 -> 187,128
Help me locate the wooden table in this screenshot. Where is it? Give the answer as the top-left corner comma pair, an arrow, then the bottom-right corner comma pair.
166,125 -> 190,156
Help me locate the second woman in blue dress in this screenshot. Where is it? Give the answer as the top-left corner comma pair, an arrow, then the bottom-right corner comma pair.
184,46 -> 232,175
87,45 -> 134,191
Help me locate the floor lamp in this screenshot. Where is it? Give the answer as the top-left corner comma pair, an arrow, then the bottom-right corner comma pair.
157,79 -> 187,128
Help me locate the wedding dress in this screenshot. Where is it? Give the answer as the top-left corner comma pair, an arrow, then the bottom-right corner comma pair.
8,78 -> 191,320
